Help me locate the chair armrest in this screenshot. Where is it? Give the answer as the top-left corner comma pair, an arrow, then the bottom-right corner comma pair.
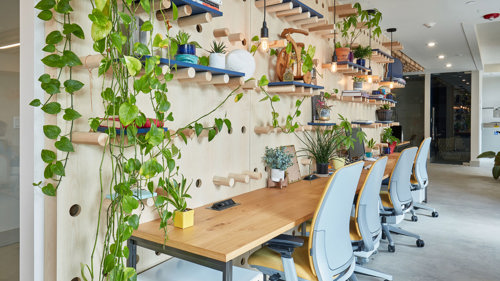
266,234 -> 304,258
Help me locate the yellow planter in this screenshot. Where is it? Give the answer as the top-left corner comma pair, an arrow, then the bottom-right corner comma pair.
332,157 -> 345,170
173,209 -> 194,229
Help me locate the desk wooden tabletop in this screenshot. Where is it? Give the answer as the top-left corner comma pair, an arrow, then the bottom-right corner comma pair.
132,153 -> 400,262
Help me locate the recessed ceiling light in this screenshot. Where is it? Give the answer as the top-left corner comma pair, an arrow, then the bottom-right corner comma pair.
0,43 -> 20,50
465,0 -> 476,4
438,55 -> 445,59
427,42 -> 436,47
446,63 -> 452,68
423,22 -> 436,28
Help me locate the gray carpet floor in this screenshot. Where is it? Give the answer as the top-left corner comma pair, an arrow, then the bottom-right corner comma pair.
358,163 -> 500,281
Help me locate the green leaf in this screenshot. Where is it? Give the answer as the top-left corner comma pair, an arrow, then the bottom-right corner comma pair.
119,102 -> 139,126
64,79 -> 84,93
110,32 -> 123,54
158,99 -> 170,112
55,136 -> 74,152
145,124 -> 164,146
89,118 -> 101,131
43,125 -> 61,139
493,165 -> 500,180
140,0 -> 151,14
44,164 -> 54,179
477,151 -> 496,158
41,102 -> 61,114
194,123 -> 203,136
124,56 -> 142,76
250,45 -> 258,54
167,159 -> 175,173
208,129 -> 216,142
122,195 -> 139,213
41,149 -> 57,163
140,21 -> 153,32
35,0 -> 55,10
224,119 -> 231,131
93,39 -> 106,53
103,254 -> 115,274
199,56 -> 209,66
42,44 -> 56,52
215,118 -> 223,132
38,10 -> 53,21
118,12 -> 132,24
91,20 -> 112,41
133,42 -> 150,56
52,161 -> 65,176
62,50 -> 82,67
271,95 -> 280,102
41,183 -> 56,196
234,93 -> 243,102
259,96 -> 269,102
42,54 -> 65,68
63,23 -> 85,39
258,75 -> 269,86
128,214 -> 140,229
285,42 -> 292,54
41,78 -> 61,95
98,58 -> 111,76
30,99 -> 41,107
153,34 -> 163,47
63,108 -> 82,121
172,2 -> 178,20
251,35 -> 259,42
54,0 -> 72,14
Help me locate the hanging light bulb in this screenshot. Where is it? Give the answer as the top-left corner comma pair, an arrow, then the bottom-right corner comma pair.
330,0 -> 337,73
330,62 -> 337,72
367,75 -> 373,83
260,0 -> 269,51
390,82 -> 394,89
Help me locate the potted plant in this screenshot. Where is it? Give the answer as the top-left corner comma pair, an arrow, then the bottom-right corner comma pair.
263,146 -> 294,182
353,45 -> 372,67
297,115 -> 363,174
208,40 -> 226,69
376,104 -> 393,121
335,41 -> 351,62
353,77 -> 365,90
164,176 -> 194,229
316,93 -> 332,121
381,127 -> 400,154
171,30 -> 201,63
366,138 -> 376,157
477,151 -> 500,180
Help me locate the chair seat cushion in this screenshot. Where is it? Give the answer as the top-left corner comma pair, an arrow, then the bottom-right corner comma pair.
350,217 -> 362,242
380,191 -> 393,208
248,236 -> 317,281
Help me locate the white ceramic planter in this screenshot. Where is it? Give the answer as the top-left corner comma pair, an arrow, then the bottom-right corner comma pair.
209,53 -> 226,69
225,49 -> 256,80
270,168 -> 285,182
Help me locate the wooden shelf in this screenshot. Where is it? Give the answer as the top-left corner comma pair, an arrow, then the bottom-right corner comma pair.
154,0 -> 221,27
254,124 -> 317,135
171,0 -> 221,16
155,57 -> 244,78
255,0 -> 323,27
371,49 -> 394,64
267,81 -> 323,96
336,61 -> 370,75
328,3 -> 357,18
307,122 -> 336,126
382,41 -> 404,51
97,126 -> 169,135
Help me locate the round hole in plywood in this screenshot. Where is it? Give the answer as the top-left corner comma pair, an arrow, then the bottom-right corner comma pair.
196,24 -> 203,33
241,126 -> 247,134
155,251 -> 161,256
264,166 -> 268,172
322,2 -> 325,8
196,179 -> 202,188
241,38 -> 247,46
241,258 -> 246,265
69,204 -> 81,217
228,126 -> 233,134
253,168 -> 258,173
71,278 -> 81,281
136,254 -> 140,264
315,0 -> 318,3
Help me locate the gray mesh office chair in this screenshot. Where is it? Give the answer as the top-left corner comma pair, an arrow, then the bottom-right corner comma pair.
248,162 -> 364,281
411,137 -> 439,217
350,157 -> 392,281
379,147 -> 424,252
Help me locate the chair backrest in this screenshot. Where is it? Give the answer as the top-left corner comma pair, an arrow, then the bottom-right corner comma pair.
413,137 -> 431,188
348,128 -> 365,161
387,147 -> 418,214
308,161 -> 364,279
355,157 -> 388,243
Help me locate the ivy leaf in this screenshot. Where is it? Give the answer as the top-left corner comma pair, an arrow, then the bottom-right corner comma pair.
119,102 -> 139,126
208,129 -> 216,142
250,45 -> 258,54
63,108 -> 82,121
98,58 -> 111,76
251,35 -> 259,42
271,95 -> 280,102
124,56 -> 142,76
140,0 -> 151,14
110,32 -> 123,54
215,118 -> 223,132
118,12 -> 132,25
64,79 -> 84,93
29,99 -> 41,107
38,10 -> 53,21
295,99 -> 302,107
44,164 -> 54,179
91,20 -> 112,41
89,118 -> 101,132
167,159 -> 175,173
259,96 -> 269,102
52,161 -> 65,176
194,123 -> 203,136
198,56 -> 209,66
172,2 -> 178,20
224,119 -> 231,131
39,74 -> 51,83
158,99 -> 170,112
145,124 -> 164,146
103,254 -> 115,274
42,54 -> 65,68
42,44 -> 56,52
54,0 -> 72,14
41,102 -> 61,114
128,214 -> 140,229
62,50 -> 82,67
55,136 -> 74,152
41,79 -> 61,95
101,88 -> 114,101
35,0 -> 55,10
41,183 -> 56,196
258,75 -> 269,86
63,23 -> 85,39
133,42 -> 150,56
285,42 -> 292,54
93,39 -> 106,53
140,21 -> 153,32
41,149 -> 56,163
43,125 -> 61,139
234,93 -> 243,102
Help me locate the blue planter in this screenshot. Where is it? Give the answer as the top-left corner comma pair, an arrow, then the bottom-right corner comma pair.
383,147 -> 391,154
178,44 -> 196,55
356,59 -> 366,67
365,152 -> 373,158
386,94 -> 394,100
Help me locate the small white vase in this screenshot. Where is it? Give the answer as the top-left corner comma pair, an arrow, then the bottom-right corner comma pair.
209,53 -> 226,69
271,168 -> 285,182
225,49 -> 256,80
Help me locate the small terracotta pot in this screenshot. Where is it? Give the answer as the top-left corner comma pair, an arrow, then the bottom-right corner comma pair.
335,47 -> 351,62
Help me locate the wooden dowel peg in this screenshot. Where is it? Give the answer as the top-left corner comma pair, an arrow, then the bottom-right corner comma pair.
295,16 -> 318,26
243,79 -> 258,90
267,85 -> 296,93
254,126 -> 273,135
309,24 -> 334,32
266,2 -> 293,13
302,20 -> 327,29
135,0 -> 171,13
228,77 -> 245,86
229,173 -> 250,183
156,5 -> 192,21
200,74 -> 229,85
146,198 -> 155,207
213,176 -> 234,187
286,11 -> 310,22
178,71 -> 212,82
178,13 -> 212,27
228,33 -> 244,42
276,7 -> 302,17
269,39 -> 287,48
243,171 -> 262,180
77,54 -> 104,69
72,132 -> 109,146
213,28 -> 230,38
173,67 -> 196,79
255,0 -> 282,8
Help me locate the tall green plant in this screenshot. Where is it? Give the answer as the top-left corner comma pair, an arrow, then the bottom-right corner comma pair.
337,3 -> 383,47
477,151 -> 500,180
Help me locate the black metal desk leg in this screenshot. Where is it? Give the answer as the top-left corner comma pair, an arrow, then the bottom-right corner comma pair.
222,260 -> 232,281
301,222 -> 306,236
127,239 -> 137,269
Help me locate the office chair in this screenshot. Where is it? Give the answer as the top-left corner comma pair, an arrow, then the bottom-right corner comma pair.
379,147 -> 424,253
350,157 -> 392,281
411,137 -> 439,218
248,162 -> 364,281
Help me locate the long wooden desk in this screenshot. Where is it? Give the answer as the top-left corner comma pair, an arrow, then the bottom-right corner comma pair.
128,153 -> 400,281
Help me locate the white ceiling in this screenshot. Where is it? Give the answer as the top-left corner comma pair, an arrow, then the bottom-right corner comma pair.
351,0 -> 500,74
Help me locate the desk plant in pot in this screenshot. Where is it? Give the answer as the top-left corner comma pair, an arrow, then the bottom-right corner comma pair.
208,40 -> 226,69
172,30 -> 201,63
316,93 -> 333,121
263,146 -> 294,182
381,127 -> 400,154
477,151 -> 500,180
163,176 -> 194,229
353,45 -> 372,67
366,138 -> 376,157
376,104 -> 393,121
353,77 -> 365,90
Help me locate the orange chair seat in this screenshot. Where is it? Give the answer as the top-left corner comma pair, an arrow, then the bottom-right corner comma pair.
380,191 -> 393,208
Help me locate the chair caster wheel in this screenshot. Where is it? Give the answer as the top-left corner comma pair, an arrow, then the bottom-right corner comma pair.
432,211 -> 439,218
411,215 -> 418,222
416,239 -> 425,247
388,245 -> 395,252
413,206 -> 420,210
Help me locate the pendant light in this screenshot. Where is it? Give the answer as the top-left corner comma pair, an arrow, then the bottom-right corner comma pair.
366,9 -> 376,83
330,0 -> 337,72
387,28 -> 397,89
260,0 -> 269,51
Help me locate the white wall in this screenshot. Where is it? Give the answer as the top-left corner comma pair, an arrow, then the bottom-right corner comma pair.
481,75 -> 500,154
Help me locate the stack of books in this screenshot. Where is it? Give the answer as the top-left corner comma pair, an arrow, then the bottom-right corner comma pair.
192,0 -> 222,11
342,90 -> 370,97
